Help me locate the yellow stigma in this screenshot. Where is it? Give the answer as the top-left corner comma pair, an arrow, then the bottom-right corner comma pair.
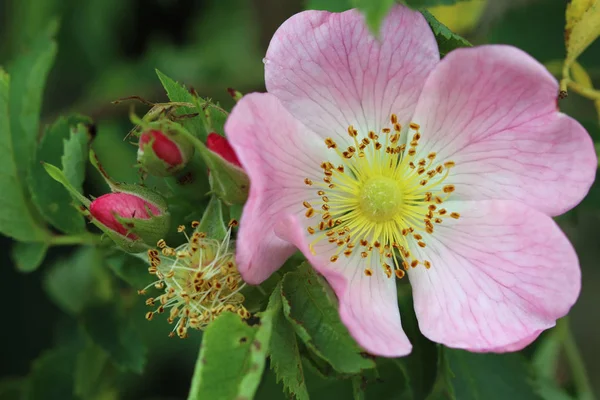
359,177 -> 403,222
139,221 -> 249,338
303,115 -> 458,278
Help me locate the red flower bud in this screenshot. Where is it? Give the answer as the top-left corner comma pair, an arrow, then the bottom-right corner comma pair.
138,129 -> 194,176
90,193 -> 162,239
206,133 -> 242,168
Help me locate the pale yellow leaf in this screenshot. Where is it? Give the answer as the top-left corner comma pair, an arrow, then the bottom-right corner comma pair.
428,0 -> 487,35
565,0 -> 600,64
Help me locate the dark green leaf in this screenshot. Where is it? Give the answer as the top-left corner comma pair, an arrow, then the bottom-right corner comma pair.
74,341 -> 110,399
11,241 -> 49,273
29,115 -> 92,235
305,0 -> 352,11
421,10 -> 472,56
44,246 -> 113,315
0,69 -> 49,242
0,378 -> 28,400
188,312 -> 273,400
26,347 -> 78,400
267,282 -> 309,400
81,302 -> 147,374
155,69 -> 207,140
436,348 -> 541,400
352,0 -> 395,35
61,123 -> 91,194
280,264 -> 375,374
7,22 -> 57,183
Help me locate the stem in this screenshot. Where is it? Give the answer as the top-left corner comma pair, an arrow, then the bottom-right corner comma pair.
557,318 -> 595,400
49,233 -> 103,246
566,79 -> 600,101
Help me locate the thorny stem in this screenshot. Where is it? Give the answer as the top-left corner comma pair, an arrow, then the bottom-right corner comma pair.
557,317 -> 594,400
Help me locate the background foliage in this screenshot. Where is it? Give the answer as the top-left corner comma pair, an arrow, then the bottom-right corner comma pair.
0,0 -> 599,399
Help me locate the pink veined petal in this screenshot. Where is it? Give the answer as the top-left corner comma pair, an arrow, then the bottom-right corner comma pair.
407,200 -> 580,352
224,93 -> 328,284
265,5 -> 439,145
276,214 -> 412,357
411,45 -> 597,216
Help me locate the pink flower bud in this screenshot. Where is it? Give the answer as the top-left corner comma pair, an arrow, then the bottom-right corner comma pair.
138,129 -> 194,176
206,133 -> 242,168
139,130 -> 182,166
90,193 -> 161,239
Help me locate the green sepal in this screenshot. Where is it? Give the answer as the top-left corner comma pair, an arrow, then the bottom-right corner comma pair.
156,118 -> 249,205
197,195 -> 228,241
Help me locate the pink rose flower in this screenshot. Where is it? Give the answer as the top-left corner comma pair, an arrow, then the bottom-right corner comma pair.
225,6 -> 597,356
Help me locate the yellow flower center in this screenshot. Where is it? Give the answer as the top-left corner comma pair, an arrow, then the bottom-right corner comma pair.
303,115 -> 459,279
359,176 -> 403,222
140,222 -> 249,338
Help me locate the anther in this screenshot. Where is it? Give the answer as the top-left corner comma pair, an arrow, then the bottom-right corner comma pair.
303,201 -> 311,208
450,212 -> 460,219
330,255 -> 339,262
304,178 -> 313,186
395,269 -> 405,279
364,268 -> 373,277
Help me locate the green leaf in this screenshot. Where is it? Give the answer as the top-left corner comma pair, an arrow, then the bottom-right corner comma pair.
74,341 -> 110,399
436,348 -> 541,400
280,264 -> 376,374
188,312 -> 273,400
0,69 -> 49,242
44,246 -> 113,315
7,22 -> 57,183
197,195 -> 228,241
421,10 -> 472,56
29,115 -> 92,235
62,123 -> 91,194
155,69 -> 207,140
81,302 -> 147,374
352,0 -> 395,35
267,282 -> 309,400
11,241 -> 49,272
26,347 -> 78,400
305,0 -> 352,11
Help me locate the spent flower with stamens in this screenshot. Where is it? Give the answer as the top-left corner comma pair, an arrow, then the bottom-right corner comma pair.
225,5 -> 597,357
140,221 -> 248,338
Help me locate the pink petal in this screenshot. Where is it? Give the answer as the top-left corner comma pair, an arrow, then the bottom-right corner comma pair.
265,6 -> 439,145
408,200 -> 580,352
276,214 -> 412,357
225,93 -> 328,284
412,45 -> 597,216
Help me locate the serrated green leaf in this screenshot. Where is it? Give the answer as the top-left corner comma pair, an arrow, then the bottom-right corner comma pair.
280,264 -> 375,374
11,241 -> 48,273
7,22 -> 57,183
434,348 -> 541,400
62,123 -> 91,194
188,312 -> 273,400
74,340 -> 110,399
26,347 -> 78,400
44,246 -> 113,315
155,69 -> 207,139
305,0 -> 352,11
0,69 -> 49,242
197,195 -> 227,241
421,10 -> 472,55
267,282 -> 309,400
29,115 -> 92,235
81,302 -> 147,374
352,0 -> 395,35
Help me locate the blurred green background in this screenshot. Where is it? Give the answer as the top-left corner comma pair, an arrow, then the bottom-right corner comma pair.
0,0 -> 599,398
